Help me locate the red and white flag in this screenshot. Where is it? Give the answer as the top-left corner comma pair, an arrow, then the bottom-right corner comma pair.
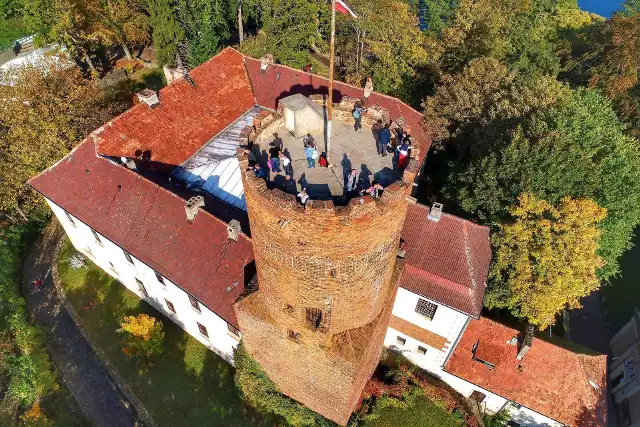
335,0 -> 358,18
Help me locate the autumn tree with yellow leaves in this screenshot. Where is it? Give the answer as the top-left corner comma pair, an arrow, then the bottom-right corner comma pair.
488,193 -> 607,329
117,314 -> 165,361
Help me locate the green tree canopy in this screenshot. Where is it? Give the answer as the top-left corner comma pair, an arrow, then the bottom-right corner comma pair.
446,88 -> 640,280
146,0 -> 184,65
176,0 -> 230,66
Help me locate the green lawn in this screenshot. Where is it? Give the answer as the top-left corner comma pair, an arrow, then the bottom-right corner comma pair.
57,240 -> 274,426
0,18 -> 29,51
362,395 -> 463,427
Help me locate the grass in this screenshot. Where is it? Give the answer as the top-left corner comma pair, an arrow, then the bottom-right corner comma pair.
128,67 -> 166,92
56,240 -> 272,426
0,17 -> 29,51
362,394 -> 463,427
602,228 -> 640,332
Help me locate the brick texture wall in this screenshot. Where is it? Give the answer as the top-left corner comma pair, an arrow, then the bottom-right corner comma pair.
234,120 -> 420,425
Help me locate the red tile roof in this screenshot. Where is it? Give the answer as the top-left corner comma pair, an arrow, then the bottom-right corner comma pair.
96,48 -> 256,166
29,140 -> 254,327
243,57 -> 430,152
447,317 -> 608,426
400,203 -> 491,317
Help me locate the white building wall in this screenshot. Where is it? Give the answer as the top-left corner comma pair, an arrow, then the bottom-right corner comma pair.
384,287 -> 469,368
47,198 -> 240,364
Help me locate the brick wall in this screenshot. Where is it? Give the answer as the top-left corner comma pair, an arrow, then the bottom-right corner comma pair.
234,139 -> 417,424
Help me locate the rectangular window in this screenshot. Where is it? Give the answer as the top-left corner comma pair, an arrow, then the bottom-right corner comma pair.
227,323 -> 240,337
123,250 -> 134,264
91,229 -> 102,245
197,322 -> 208,338
135,278 -> 147,296
396,336 -> 406,346
154,271 -> 165,285
470,391 -> 486,403
65,211 -> 76,226
165,299 -> 176,314
415,298 -> 438,320
188,295 -> 201,312
417,346 -> 427,355
305,308 -> 322,330
287,330 -> 300,342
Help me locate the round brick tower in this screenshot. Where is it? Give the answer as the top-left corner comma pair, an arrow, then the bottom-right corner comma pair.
235,110 -> 421,425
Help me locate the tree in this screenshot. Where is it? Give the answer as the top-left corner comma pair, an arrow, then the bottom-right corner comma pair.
240,0 -> 327,69
176,0 -> 230,67
25,0 -> 116,73
447,88 -> 640,281
234,343 -> 333,427
0,66 -> 128,220
103,0 -> 151,60
422,56 -> 569,142
411,0 -> 458,37
335,0 -> 427,103
117,314 -> 165,360
146,0 -> 184,65
488,193 -> 606,329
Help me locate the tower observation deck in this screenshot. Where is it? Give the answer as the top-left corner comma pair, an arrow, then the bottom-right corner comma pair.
234,94 -> 422,425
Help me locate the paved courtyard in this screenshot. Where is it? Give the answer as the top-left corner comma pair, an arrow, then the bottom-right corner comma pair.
254,118 -> 402,200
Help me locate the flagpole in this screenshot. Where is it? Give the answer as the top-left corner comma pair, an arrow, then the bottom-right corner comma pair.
327,0 -> 336,162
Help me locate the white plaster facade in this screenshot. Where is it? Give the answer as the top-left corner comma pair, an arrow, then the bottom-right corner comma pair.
382,287 -> 565,427
384,287 -> 469,368
48,198 -> 241,364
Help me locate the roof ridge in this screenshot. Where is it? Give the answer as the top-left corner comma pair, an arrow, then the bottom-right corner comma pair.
462,221 -> 477,291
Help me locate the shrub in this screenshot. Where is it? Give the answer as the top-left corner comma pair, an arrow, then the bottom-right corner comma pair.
233,343 -> 335,427
117,314 -> 164,361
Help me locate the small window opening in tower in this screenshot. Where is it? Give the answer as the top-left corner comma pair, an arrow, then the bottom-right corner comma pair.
305,308 -> 323,330
284,304 -> 296,316
287,330 -> 300,342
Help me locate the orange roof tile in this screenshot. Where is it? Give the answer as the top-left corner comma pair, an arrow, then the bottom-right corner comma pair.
96,48 -> 255,167
446,317 -> 607,426
400,203 -> 491,317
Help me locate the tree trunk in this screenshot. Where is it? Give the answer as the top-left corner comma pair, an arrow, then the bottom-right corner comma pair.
15,205 -> 28,223
84,52 -> 97,76
238,5 -> 244,43
355,29 -> 360,72
122,43 -> 132,61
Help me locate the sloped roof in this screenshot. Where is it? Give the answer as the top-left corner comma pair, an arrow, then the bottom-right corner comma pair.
400,203 -> 491,317
29,140 -> 254,327
96,48 -> 255,167
446,317 -> 607,426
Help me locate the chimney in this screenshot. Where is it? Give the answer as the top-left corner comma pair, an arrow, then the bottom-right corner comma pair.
516,325 -> 535,361
227,219 -> 241,241
363,77 -> 373,99
428,202 -> 443,222
137,89 -> 160,108
185,196 -> 205,223
260,54 -> 274,72
163,65 -> 184,85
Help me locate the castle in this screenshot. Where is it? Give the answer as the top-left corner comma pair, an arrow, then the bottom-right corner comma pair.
29,48 -> 607,426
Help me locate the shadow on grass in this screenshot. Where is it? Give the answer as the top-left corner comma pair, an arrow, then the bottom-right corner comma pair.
57,242 -> 274,426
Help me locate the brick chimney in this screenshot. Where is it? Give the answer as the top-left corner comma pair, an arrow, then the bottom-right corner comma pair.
227,219 -> 241,241
428,202 -> 443,222
517,325 -> 535,361
260,54 -> 274,72
185,196 -> 205,223
137,89 -> 160,109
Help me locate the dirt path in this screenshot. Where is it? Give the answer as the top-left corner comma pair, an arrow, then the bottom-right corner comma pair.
22,220 -> 141,427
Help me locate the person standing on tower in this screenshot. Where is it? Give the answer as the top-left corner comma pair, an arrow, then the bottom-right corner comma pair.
352,101 -> 364,131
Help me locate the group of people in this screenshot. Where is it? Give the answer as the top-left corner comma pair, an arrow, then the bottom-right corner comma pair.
375,120 -> 412,169
345,168 -> 384,199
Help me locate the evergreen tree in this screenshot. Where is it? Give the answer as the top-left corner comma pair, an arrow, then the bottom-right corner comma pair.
177,0 -> 230,66
146,0 -> 184,65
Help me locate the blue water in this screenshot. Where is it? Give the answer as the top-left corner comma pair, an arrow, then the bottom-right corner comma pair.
578,0 -> 624,17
